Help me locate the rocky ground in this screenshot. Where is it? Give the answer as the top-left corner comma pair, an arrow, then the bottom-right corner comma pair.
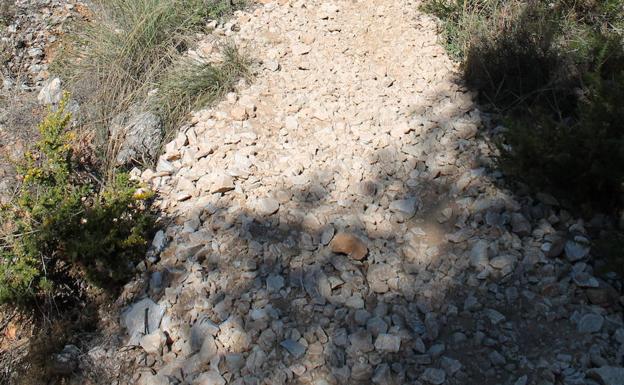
14,0 -> 624,384
0,0 -> 85,203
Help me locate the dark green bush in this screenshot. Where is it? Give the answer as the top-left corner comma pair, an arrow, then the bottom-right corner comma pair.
422,0 -> 624,212
0,96 -> 154,304
499,68 -> 624,210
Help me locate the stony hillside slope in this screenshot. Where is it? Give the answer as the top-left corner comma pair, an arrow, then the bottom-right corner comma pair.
78,1 -> 623,385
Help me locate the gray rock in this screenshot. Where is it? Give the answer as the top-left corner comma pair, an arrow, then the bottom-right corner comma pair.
440,356 -> 462,375
321,226 -> 335,245
374,333 -> 401,353
470,240 -> 489,268
267,274 -> 285,292
489,254 -> 516,274
484,308 -> 506,325
366,316 -> 389,336
389,197 -> 418,218
577,313 -> 604,333
511,213 -> 531,236
113,111 -> 164,165
372,363 -> 393,385
50,344 -> 80,375
121,298 -> 166,343
571,272 -> 599,288
191,317 -> 220,352
513,375 -> 528,385
489,350 -> 506,366
280,339 -> 306,358
587,367 -> 624,385
349,329 -> 374,353
351,362 -> 373,381
38,77 -> 62,105
565,239 -> 590,262
422,368 -> 446,384
151,230 -> 167,253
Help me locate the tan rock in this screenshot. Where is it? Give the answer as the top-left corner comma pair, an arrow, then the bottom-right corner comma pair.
330,233 -> 368,260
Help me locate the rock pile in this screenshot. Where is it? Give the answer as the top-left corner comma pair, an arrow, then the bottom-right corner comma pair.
84,1 -> 624,385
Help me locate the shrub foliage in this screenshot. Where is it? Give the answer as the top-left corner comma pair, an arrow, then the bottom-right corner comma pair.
0,96 -> 154,303
422,0 -> 624,211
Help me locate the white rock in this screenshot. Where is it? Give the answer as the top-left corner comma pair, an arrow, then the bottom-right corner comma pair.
38,77 -> 62,105
122,298 -> 166,344
193,371 -> 226,385
140,330 -> 165,355
256,197 -> 279,215
374,334 -> 401,353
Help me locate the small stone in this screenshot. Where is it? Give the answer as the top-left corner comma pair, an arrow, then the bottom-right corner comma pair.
230,106 -> 248,121
330,233 -> 368,260
264,59 -> 280,71
489,254 -> 516,274
565,239 -> 590,262
421,368 -> 446,385
38,77 -> 62,105
193,371 -> 226,385
489,350 -> 506,366
470,240 -> 489,268
211,174 -> 235,194
349,330 -> 374,353
191,317 -> 220,351
320,226 -> 335,245
513,375 -> 528,385
440,356 -> 462,375
292,43 -> 311,55
267,275 -> 285,292
577,313 -> 604,333
374,333 -> 401,353
122,298 -> 166,343
50,345 -> 80,375
256,197 -> 279,215
484,308 -> 505,325
571,272 -> 599,288
285,116 -> 299,130
357,180 -> 377,197
140,374 -> 170,385
280,339 -> 306,359
511,213 -> 531,236
351,362 -> 373,381
587,366 -> 624,385
366,316 -> 389,336
389,197 -> 418,218
140,330 -> 165,355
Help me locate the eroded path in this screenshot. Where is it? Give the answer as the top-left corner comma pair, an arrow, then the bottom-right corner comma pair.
90,1 -> 624,384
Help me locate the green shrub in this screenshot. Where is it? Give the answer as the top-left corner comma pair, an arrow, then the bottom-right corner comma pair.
422,0 -> 624,212
0,95 -> 154,304
499,68 -> 624,210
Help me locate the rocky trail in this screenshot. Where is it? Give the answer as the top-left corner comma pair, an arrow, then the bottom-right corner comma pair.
61,1 -> 624,385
